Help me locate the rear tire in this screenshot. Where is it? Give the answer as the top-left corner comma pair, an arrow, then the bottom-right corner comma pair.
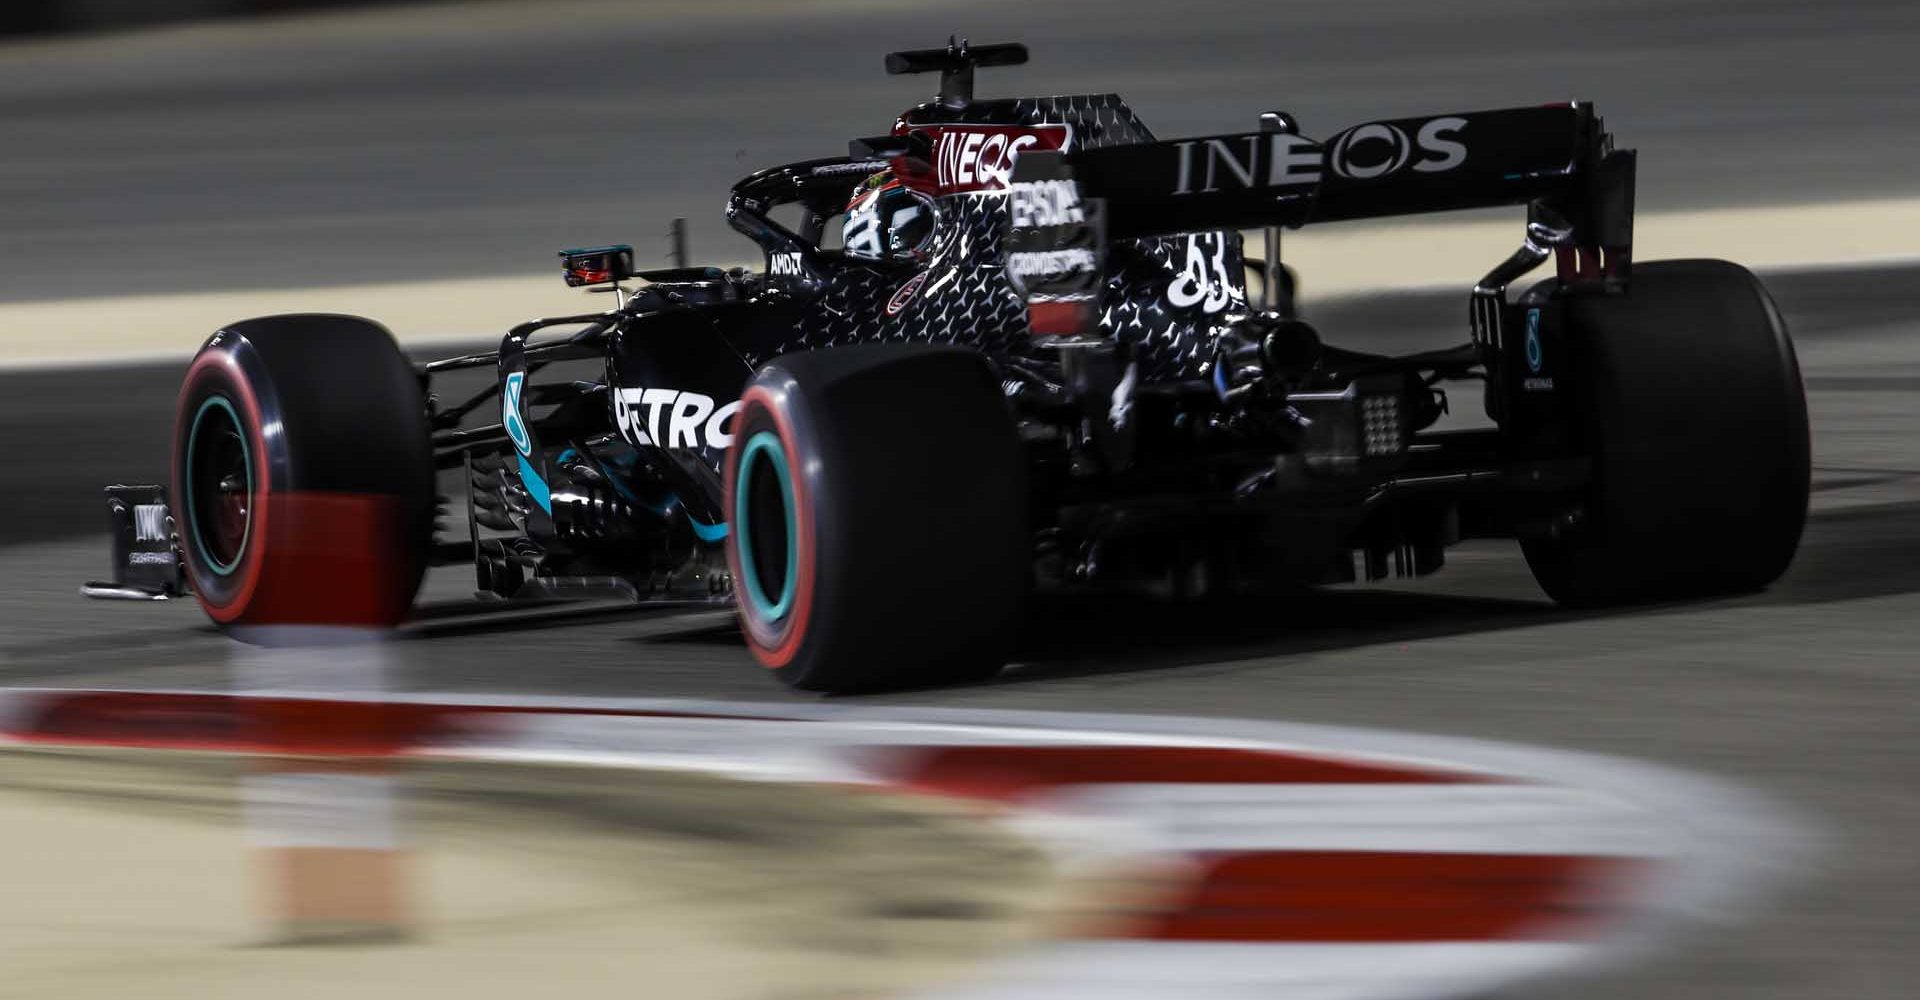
172,314 -> 434,630
724,344 -> 1028,693
1522,260 -> 1809,606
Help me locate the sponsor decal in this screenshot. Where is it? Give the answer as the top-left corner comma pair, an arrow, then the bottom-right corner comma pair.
769,251 -> 805,276
1522,307 -> 1554,391
1328,116 -> 1468,180
886,271 -> 928,316
613,388 -> 740,450
128,551 -> 176,566
1166,232 -> 1238,314
501,372 -> 532,457
1171,133 -> 1323,195
930,124 -> 1071,195
1524,309 -> 1544,373
810,159 -> 891,177
1009,178 -> 1085,227
133,504 -> 168,543
1166,117 -> 1468,195
1007,248 -> 1099,280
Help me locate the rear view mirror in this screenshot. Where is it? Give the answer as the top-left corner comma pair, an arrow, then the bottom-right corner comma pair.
559,245 -> 635,287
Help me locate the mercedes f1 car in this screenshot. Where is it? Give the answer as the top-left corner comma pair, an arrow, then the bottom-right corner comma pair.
86,40 -> 1810,692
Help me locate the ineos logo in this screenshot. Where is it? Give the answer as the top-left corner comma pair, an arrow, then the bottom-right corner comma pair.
1329,123 -> 1412,179
613,388 -> 740,450
930,125 -> 1071,195
1329,116 -> 1468,180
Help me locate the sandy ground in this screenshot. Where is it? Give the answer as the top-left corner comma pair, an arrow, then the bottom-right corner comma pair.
0,747 -> 1054,1000
5,196 -> 1917,369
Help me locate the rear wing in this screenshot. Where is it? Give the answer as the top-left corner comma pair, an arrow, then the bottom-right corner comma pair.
1007,103 -> 1634,328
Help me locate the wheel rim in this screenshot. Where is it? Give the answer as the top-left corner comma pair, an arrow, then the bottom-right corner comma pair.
734,430 -> 797,622
184,395 -> 253,576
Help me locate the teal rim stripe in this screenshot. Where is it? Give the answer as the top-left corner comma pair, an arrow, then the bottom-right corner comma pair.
734,430 -> 796,622
183,394 -> 251,577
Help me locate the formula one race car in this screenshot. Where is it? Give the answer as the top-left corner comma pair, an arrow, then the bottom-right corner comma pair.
86,39 -> 1809,692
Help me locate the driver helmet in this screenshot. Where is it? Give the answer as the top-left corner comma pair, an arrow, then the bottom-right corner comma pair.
843,171 -> 936,260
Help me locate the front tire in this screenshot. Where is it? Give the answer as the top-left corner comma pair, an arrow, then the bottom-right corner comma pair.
724,344 -> 1028,693
173,314 -> 433,630
1523,260 -> 1810,606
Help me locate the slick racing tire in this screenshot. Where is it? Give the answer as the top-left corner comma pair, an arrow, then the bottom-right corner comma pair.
724,344 -> 1028,693
1522,260 -> 1810,606
172,314 -> 434,631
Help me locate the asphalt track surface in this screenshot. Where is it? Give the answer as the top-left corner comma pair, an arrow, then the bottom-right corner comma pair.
4,2 -> 1920,998
6,0 -> 1920,301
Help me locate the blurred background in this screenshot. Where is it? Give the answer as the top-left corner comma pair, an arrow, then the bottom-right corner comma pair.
5,0 -> 1920,300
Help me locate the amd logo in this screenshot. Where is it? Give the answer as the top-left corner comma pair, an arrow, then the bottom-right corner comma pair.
1009,179 -> 1084,228
932,124 -> 1071,195
613,388 -> 740,450
769,252 -> 805,276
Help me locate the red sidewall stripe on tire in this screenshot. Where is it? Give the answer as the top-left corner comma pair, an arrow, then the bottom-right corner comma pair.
176,348 -> 273,624
726,384 -> 817,669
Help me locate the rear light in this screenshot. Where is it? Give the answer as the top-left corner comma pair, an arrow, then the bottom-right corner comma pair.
1361,394 -> 1405,457
1290,383 -> 1411,472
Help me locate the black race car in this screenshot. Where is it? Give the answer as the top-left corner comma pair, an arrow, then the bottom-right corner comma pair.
86,40 -> 1809,692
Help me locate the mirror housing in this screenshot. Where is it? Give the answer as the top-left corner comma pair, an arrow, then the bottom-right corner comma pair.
559,245 -> 635,287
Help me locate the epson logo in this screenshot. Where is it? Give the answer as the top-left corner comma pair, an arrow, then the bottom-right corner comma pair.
613,388 -> 740,450
932,125 -> 1071,195
1009,179 -> 1084,228
133,504 -> 168,543
769,252 -> 805,276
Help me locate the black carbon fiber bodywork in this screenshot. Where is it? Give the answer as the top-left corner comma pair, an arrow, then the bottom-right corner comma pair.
714,94 -> 1247,382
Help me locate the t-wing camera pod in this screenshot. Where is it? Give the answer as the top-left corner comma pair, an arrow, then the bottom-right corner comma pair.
885,36 -> 1029,109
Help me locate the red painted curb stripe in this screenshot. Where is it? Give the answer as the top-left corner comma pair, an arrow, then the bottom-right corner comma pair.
886,744 -> 1487,802
2,692 -> 801,754
1123,851 -> 1644,943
